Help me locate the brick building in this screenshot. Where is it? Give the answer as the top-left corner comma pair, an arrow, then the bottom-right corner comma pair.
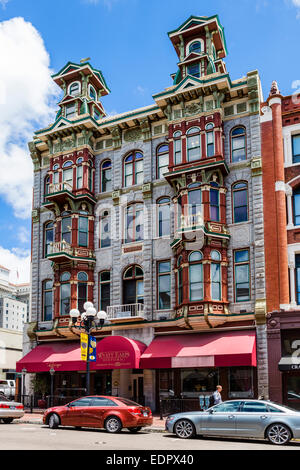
17,15 -> 268,411
261,82 -> 300,410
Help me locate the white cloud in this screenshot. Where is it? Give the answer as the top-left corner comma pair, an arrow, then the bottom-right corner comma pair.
0,0 -> 10,8
0,17 -> 59,219
0,245 -> 30,284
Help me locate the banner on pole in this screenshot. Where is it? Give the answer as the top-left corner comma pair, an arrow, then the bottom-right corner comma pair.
81,333 -> 88,361
89,336 -> 97,362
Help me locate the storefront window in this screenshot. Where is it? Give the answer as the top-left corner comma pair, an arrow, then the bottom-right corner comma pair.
228,367 -> 254,398
181,369 -> 218,397
159,370 -> 174,397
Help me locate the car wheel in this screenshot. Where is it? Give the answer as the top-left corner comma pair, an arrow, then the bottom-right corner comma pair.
2,418 -> 14,424
48,413 -> 60,429
104,416 -> 122,433
174,419 -> 195,439
266,423 -> 292,445
128,427 -> 142,433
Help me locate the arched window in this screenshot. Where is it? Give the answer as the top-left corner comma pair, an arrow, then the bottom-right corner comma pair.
62,160 -> 73,189
44,221 -> 54,257
234,250 -> 250,302
188,183 -> 202,218
231,127 -> 246,162
189,251 -> 203,301
173,131 -> 182,165
52,164 -> 59,185
123,265 -> 144,305
88,85 -> 97,101
210,184 -> 220,222
44,175 -> 50,200
124,151 -> 143,187
211,250 -> 221,301
101,160 -> 112,192
186,127 -> 201,161
206,123 -> 215,157
42,280 -> 53,321
77,272 -> 88,312
158,261 -> 171,310
157,144 -> 169,179
76,159 -> 83,189
99,271 -> 110,312
78,216 -> 88,247
61,215 -> 72,245
187,63 -> 200,78
189,41 -> 202,54
69,81 -> 81,97
125,203 -> 144,243
232,182 -> 248,223
294,188 -> 300,226
157,197 -> 171,237
100,210 -> 111,248
60,272 -> 71,315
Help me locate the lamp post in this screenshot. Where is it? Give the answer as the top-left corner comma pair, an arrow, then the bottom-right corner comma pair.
21,368 -> 27,404
49,368 -> 55,407
69,302 -> 107,396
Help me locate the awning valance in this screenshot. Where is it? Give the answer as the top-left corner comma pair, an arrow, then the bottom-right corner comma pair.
16,336 -> 147,373
140,330 -> 257,369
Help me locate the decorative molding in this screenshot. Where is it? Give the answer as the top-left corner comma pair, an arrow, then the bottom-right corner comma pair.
251,156 -> 262,177
255,298 -> 267,325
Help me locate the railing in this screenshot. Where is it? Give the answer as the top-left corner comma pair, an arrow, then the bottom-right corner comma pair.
106,303 -> 145,320
48,181 -> 73,194
159,398 -> 202,419
48,240 -> 73,256
180,212 -> 203,229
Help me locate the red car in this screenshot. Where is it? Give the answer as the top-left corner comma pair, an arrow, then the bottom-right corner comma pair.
43,395 -> 153,433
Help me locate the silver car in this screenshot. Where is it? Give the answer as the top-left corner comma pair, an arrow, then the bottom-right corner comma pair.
0,394 -> 24,423
165,400 -> 300,445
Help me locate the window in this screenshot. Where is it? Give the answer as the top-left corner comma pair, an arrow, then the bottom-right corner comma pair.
89,85 -> 97,101
233,182 -> 248,223
66,102 -> 76,119
296,254 -> 300,305
234,250 -> 250,302
101,160 -> 112,192
188,183 -> 202,218
70,398 -> 94,407
123,266 -> 144,305
62,161 -> 73,189
178,265 -> 183,305
173,131 -> 182,165
53,165 -> 59,185
187,63 -> 200,78
88,161 -> 93,191
61,216 -> 72,244
211,250 -> 221,301
124,151 -> 143,187
125,203 -> 144,244
157,144 -> 169,179
189,252 -> 203,301
77,272 -> 88,312
242,402 -> 269,413
229,367 -> 253,399
293,188 -> 300,226
206,123 -> 214,157
231,127 -> 246,162
189,41 -> 201,54
157,197 -> 171,237
158,261 -> 171,310
181,369 -> 218,397
100,211 -> 111,248
99,271 -> 110,312
213,401 -> 242,413
60,272 -> 71,315
186,127 -> 201,161
210,187 -> 220,221
94,109 -> 101,120
76,163 -> 83,189
44,222 -> 54,257
44,176 -> 50,199
78,217 -> 88,247
42,280 -> 53,321
292,135 -> 300,164
92,397 -> 117,407
69,82 -> 81,97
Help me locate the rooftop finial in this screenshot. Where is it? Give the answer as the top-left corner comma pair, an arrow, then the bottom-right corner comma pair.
80,57 -> 91,64
270,80 -> 280,96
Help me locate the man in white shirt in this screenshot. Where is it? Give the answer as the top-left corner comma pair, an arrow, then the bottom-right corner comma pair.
212,385 -> 223,405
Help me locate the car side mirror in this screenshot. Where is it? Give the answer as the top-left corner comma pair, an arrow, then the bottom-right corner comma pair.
209,408 -> 214,414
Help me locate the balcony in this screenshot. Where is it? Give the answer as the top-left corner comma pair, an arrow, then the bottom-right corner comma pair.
46,241 -> 95,263
44,182 -> 96,207
171,212 -> 204,249
106,303 -> 146,322
180,212 -> 203,231
48,182 -> 73,194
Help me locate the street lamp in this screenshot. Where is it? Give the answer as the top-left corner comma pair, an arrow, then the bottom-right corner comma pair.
49,368 -> 55,407
21,368 -> 27,404
69,302 -> 107,396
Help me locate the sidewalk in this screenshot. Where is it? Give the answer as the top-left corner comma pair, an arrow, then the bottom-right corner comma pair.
16,412 -> 166,431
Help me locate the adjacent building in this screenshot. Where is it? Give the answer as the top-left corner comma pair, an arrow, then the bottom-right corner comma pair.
18,15 -> 268,410
0,265 -> 30,331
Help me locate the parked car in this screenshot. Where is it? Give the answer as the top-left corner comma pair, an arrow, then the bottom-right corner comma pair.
165,399 -> 300,445
0,394 -> 24,423
43,395 -> 153,433
0,380 -> 16,398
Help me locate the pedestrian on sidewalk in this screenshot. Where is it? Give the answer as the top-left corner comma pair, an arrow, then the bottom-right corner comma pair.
208,385 -> 223,408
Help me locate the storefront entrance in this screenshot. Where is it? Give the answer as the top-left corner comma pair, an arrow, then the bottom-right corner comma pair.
283,371 -> 300,410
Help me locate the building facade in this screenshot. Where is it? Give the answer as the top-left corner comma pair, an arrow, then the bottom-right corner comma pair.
261,82 -> 300,410
18,15 -> 268,410
0,265 -> 30,331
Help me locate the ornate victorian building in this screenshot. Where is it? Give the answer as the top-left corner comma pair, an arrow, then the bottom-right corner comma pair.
18,15 -> 268,410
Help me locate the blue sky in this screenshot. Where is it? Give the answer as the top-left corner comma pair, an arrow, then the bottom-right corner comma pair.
0,0 -> 300,281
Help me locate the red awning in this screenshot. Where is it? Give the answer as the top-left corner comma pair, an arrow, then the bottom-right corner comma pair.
16,336 -> 147,373
140,330 -> 256,369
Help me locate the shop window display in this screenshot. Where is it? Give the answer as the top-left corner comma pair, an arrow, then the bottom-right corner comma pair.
181,368 -> 218,397
228,367 -> 254,398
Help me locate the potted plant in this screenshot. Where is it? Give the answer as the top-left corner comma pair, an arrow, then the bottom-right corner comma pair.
31,376 -> 48,409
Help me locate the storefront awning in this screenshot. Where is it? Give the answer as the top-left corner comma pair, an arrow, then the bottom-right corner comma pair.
278,357 -> 300,371
16,336 -> 147,373
140,330 -> 257,369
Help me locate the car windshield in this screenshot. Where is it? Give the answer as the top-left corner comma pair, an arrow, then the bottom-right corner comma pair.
0,394 -> 10,402
116,398 -> 142,407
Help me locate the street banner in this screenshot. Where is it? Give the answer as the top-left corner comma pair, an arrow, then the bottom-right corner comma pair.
81,333 -> 88,361
89,336 -> 97,362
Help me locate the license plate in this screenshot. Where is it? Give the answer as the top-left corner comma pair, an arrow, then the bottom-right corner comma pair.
10,406 -> 16,410
143,412 -> 148,417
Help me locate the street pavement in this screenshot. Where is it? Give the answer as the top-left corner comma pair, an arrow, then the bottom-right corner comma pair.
0,420 -> 300,450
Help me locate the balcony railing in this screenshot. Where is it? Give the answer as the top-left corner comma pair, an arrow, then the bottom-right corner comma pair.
106,303 -> 145,320
180,212 -> 203,229
48,240 -> 73,256
48,182 -> 73,194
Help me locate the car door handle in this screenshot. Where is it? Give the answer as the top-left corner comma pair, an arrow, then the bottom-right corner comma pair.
260,415 -> 268,420
228,415 -> 235,419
